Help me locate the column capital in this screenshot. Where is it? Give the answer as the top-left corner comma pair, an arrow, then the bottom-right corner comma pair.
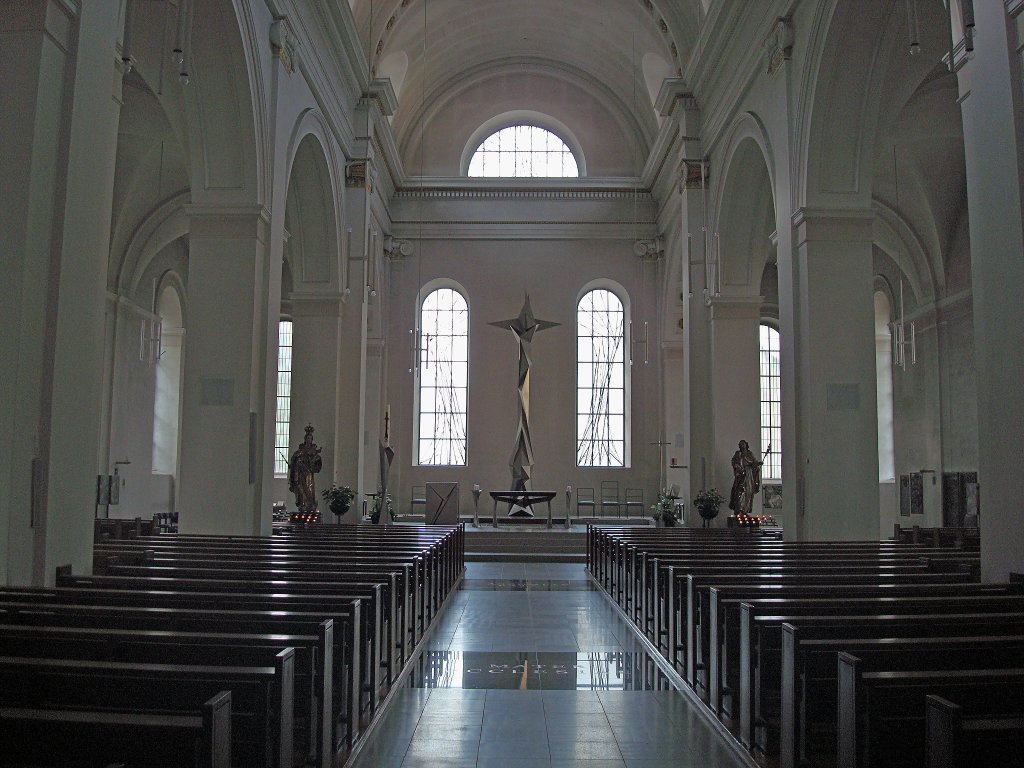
792,207 -> 874,246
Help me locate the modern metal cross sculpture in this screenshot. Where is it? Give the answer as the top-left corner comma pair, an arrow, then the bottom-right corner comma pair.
490,295 -> 559,505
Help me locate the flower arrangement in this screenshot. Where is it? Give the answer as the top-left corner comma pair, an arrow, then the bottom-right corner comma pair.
694,487 -> 725,522
651,490 -> 680,527
321,484 -> 356,518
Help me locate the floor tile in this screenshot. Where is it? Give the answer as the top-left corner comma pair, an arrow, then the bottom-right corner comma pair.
350,560 -> 752,768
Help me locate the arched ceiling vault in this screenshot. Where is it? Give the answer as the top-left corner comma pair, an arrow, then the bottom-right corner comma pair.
351,0 -> 696,164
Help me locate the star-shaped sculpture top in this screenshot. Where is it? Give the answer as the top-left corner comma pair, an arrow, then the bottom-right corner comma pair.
488,294 -> 560,340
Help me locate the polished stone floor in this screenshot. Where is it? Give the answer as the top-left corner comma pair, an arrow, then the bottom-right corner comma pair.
350,563 -> 750,768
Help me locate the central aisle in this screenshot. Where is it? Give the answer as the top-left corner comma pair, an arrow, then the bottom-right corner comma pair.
351,562 -> 750,768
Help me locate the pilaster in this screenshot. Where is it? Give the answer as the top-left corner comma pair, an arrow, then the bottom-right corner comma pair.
709,296 -> 764,517
0,1 -> 127,584
953,0 -> 1024,578
789,209 -> 879,540
178,206 -> 272,535
288,293 -> 344,492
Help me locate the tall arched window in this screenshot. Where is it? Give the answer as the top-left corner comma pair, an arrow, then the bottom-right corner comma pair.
577,288 -> 627,467
874,291 -> 896,482
274,319 -> 293,475
759,324 -> 781,480
468,125 -> 580,178
152,284 -> 184,477
417,287 -> 469,465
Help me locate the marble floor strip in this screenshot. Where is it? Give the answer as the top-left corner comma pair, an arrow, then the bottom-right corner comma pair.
350,562 -> 749,768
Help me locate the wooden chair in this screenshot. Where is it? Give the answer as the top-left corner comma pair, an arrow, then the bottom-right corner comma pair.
623,488 -> 644,518
600,481 -> 620,516
411,486 -> 426,516
576,488 -> 596,518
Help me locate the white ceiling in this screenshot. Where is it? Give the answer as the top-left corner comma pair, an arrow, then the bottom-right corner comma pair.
349,0 -> 699,159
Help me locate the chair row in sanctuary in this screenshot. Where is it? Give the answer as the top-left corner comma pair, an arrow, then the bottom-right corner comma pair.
587,525 -> 1024,768
0,523 -> 464,768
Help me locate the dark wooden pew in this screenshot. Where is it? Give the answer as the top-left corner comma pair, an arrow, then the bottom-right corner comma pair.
0,596 -> 362,754
712,592 -> 1024,719
90,562 -> 407,674
925,694 -> 1024,768
51,571 -> 390,710
706,585 -> 1024,717
0,689 -> 232,768
96,546 -> 426,645
779,628 -> 1024,768
837,653 -> 1024,768
0,651 -> 294,768
679,573 -> 974,688
0,620 -> 332,768
738,609 -> 1024,760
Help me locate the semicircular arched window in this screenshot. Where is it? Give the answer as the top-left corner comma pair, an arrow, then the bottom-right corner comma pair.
468,125 -> 580,178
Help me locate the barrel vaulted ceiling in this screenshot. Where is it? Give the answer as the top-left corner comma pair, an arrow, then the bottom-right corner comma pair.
348,0 -> 705,173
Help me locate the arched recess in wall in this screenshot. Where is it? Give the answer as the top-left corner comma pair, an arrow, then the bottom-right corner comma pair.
285,133 -> 341,288
715,118 -> 776,296
152,274 -> 186,480
181,0 -> 265,205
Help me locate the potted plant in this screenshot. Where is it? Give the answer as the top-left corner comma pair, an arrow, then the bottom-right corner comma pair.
651,490 -> 680,527
370,493 -> 392,525
321,484 -> 356,522
694,487 -> 725,528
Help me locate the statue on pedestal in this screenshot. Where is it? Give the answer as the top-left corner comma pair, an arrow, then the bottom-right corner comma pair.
729,440 -> 765,516
288,424 -> 322,513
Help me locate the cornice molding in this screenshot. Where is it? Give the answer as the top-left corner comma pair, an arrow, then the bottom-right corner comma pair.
394,185 -> 653,202
390,221 -> 659,241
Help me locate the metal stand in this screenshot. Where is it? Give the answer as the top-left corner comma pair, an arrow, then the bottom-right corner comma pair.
472,488 -> 481,528
565,489 -> 572,529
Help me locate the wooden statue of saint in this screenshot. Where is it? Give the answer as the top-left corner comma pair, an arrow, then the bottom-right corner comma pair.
288,424 -> 322,513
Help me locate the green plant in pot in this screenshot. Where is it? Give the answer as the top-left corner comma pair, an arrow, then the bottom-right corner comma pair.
651,491 -> 680,527
694,487 -> 725,528
321,484 -> 356,521
370,493 -> 392,525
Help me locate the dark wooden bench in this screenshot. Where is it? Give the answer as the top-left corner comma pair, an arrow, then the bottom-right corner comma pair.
712,592 -> 1024,720
778,628 -> 1024,768
738,609 -> 1024,759
0,620 -> 332,768
0,596 -> 362,754
49,572 -> 389,713
925,694 -> 1024,768
0,689 -> 231,768
0,651 -> 293,768
837,653 -> 1024,768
